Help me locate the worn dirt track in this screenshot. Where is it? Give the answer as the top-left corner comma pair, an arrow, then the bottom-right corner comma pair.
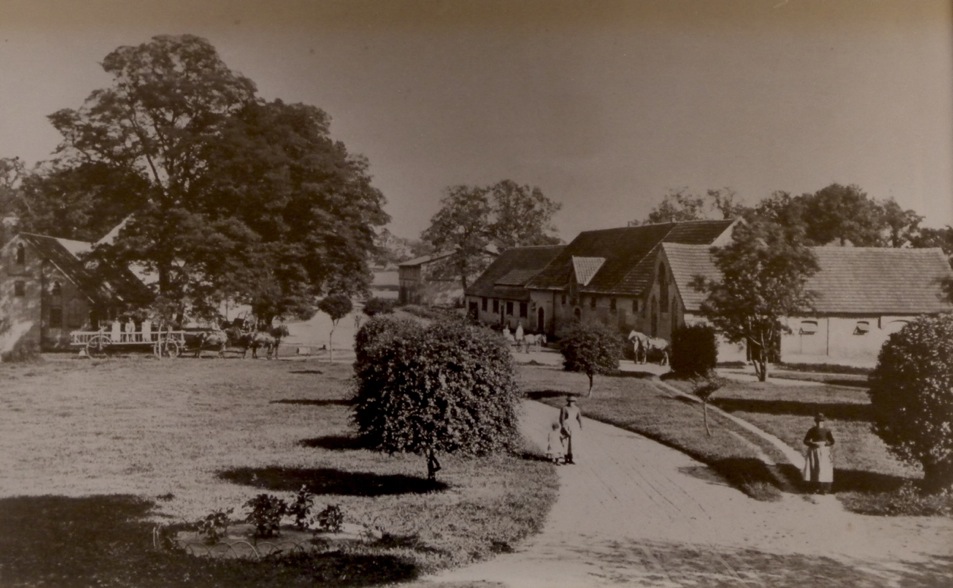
425,396 -> 953,587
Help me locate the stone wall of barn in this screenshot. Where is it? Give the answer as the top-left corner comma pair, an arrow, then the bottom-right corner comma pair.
780,314 -> 914,367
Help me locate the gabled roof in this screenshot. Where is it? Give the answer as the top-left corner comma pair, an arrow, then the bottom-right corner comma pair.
466,245 -> 565,301
571,256 -> 605,286
526,219 -> 734,294
664,243 -> 953,315
14,233 -> 152,307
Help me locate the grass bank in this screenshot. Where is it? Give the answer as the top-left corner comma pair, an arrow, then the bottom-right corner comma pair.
519,366 -> 789,500
0,357 -> 556,586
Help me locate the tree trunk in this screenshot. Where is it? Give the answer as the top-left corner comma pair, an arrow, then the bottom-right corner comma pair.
755,359 -> 767,382
703,401 -> 712,436
426,446 -> 441,482
328,324 -> 335,363
586,373 -> 594,397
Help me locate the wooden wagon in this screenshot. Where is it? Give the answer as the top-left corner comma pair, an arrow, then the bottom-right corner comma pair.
70,322 -> 188,358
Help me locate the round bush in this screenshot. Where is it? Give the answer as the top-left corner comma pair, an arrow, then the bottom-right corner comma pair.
352,316 -> 521,472
362,297 -> 396,317
869,312 -> 953,492
559,321 -> 622,395
671,324 -> 718,377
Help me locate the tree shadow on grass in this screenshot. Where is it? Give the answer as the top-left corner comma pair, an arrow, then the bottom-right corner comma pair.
713,398 -> 871,421
525,389 -> 578,400
288,369 -> 324,375
270,398 -> 352,407
0,495 -> 418,587
832,468 -> 911,494
218,466 -> 448,496
299,435 -> 367,451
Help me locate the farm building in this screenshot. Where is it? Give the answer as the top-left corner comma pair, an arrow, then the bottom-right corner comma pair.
398,249 -> 497,307
661,243 -> 953,365
369,266 -> 400,300
0,232 -> 151,355
522,219 -> 736,337
464,245 -> 564,330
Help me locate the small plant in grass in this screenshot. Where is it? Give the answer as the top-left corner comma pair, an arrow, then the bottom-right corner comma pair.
244,494 -> 287,539
690,374 -> 725,437
287,486 -> 314,531
316,504 -> 345,533
196,507 -> 233,545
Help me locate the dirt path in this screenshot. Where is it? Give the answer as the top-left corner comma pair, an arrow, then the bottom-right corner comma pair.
426,398 -> 953,587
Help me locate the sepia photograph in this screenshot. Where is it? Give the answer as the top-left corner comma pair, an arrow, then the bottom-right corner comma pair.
1,1 -> 951,586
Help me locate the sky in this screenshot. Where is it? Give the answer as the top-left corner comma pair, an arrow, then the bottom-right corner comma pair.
1,0 -> 952,242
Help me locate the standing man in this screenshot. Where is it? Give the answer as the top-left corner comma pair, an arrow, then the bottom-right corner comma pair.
559,395 -> 583,464
803,412 -> 835,494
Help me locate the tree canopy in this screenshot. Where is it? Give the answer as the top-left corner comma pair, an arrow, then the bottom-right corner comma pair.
638,187 -> 747,225
29,34 -> 388,324
559,321 -> 622,396
692,218 -> 819,381
421,180 -> 561,291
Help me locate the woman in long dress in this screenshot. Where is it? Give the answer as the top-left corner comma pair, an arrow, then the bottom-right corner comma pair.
559,396 -> 583,464
803,412 -> 835,494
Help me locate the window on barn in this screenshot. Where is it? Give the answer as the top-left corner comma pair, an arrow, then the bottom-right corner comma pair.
14,281 -> 25,296
799,320 -> 818,335
492,299 -> 499,313
659,263 -> 669,312
610,298 -> 617,312
561,294 -> 566,306
482,297 -> 487,311
632,299 -> 639,313
506,301 -> 513,315
15,243 -> 25,265
854,320 -> 870,335
519,302 -> 527,318
51,281 -> 62,297
67,299 -> 83,328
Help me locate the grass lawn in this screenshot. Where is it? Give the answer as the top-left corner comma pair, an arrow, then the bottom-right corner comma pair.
519,366 -> 790,500
0,356 -> 556,586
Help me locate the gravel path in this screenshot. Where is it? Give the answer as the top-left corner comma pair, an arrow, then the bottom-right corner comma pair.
427,396 -> 953,587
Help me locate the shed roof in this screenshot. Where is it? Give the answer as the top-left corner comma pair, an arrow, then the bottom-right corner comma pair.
15,233 -> 152,307
526,220 -> 734,294
664,243 -> 953,315
466,245 -> 565,301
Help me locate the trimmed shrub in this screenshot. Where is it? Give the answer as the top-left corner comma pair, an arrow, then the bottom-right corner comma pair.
671,324 -> 718,377
559,321 -> 622,396
362,297 -> 396,317
352,316 -> 521,481
869,312 -> 953,492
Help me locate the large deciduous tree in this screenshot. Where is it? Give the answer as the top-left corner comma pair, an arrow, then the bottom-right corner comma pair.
692,219 -> 819,382
639,187 -> 747,225
42,35 -> 388,323
421,180 -> 561,292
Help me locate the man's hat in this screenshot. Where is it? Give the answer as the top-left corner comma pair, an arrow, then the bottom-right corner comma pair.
815,412 -> 825,422
567,396 -> 576,404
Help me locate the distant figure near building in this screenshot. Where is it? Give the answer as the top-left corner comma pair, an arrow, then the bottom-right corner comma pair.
559,395 -> 583,464
803,412 -> 835,494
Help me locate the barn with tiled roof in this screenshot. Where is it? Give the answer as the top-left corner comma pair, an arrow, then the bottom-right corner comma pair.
1,232 -> 152,355
661,243 -> 953,365
519,219 -> 735,338
465,245 -> 564,329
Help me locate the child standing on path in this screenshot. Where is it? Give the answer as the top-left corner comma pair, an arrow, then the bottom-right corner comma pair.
546,422 -> 565,464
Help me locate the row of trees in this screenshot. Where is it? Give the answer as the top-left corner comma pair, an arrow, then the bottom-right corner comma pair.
1,35 -> 389,326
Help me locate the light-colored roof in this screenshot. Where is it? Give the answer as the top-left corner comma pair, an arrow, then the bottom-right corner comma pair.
571,256 -> 605,286
664,243 -> 953,315
55,237 -> 92,257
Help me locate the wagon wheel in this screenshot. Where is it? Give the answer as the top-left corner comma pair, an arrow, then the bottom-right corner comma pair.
86,335 -> 110,359
154,338 -> 181,359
